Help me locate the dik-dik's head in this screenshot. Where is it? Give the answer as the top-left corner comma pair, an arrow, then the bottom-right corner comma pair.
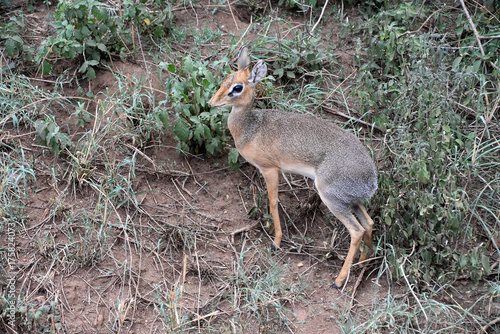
209,47 -> 267,109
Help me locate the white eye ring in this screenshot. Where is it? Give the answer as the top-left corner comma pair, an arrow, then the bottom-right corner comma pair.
228,84 -> 244,97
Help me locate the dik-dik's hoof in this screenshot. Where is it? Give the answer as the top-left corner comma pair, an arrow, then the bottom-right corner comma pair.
331,282 -> 341,289
270,244 -> 278,251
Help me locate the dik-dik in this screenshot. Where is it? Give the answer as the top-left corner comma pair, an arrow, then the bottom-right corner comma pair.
209,47 -> 378,288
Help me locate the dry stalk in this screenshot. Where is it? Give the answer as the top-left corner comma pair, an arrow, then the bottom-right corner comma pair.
459,0 -> 485,56
400,242 -> 428,321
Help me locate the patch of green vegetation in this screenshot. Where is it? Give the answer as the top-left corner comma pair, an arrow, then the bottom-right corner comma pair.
253,18 -> 330,80
0,148 -> 35,230
105,69 -> 169,149
351,1 -> 500,286
162,56 -> 233,158
0,12 -> 33,65
11,300 -> 62,333
334,278 -> 499,333
35,117 -> 74,158
37,0 -> 176,79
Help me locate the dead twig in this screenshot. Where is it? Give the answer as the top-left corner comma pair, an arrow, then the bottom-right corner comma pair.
347,266 -> 368,312
310,0 -> 328,34
230,221 -> 261,244
323,106 -> 384,133
400,242 -> 428,321
227,0 -> 239,31
459,0 -> 485,57
481,317 -> 500,333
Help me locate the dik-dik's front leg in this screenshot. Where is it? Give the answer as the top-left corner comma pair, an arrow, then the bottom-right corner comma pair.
260,167 -> 282,249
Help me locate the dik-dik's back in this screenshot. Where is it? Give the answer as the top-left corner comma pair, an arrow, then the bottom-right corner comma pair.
229,109 -> 377,204
209,47 -> 378,289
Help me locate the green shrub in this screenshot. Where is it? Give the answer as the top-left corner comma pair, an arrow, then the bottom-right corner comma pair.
38,0 -> 175,79
254,22 -> 328,80
0,12 -> 34,65
37,0 -> 127,78
123,0 -> 175,39
162,56 -> 235,162
354,2 -> 499,286
35,117 -> 74,157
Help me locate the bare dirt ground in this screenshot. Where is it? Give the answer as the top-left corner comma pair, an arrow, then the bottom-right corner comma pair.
1,1 -> 452,333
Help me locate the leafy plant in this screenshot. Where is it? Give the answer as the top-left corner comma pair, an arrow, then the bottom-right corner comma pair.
254,20 -> 329,80
162,56 -> 232,159
37,0 -> 129,78
13,301 -> 63,332
123,0 -> 175,39
34,117 -> 74,157
0,12 -> 34,66
38,0 -> 176,78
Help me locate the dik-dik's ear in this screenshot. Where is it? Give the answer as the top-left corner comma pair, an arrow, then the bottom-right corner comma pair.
237,46 -> 251,70
249,60 -> 267,85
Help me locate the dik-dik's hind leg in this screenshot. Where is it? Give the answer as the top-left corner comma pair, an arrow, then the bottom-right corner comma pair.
353,204 -> 374,263
327,207 -> 365,289
260,167 -> 282,249
317,191 -> 366,288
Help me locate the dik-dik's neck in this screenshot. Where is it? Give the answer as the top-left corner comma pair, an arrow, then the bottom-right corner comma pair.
227,96 -> 256,143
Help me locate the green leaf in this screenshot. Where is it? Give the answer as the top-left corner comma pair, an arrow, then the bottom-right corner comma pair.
11,35 -> 23,44
41,60 -> 52,74
86,67 -> 96,79
183,56 -> 193,72
74,28 -> 83,40
416,163 -> 430,184
194,123 -> 204,144
98,24 -> 108,33
97,43 -> 107,52
452,57 -> 462,70
86,39 -> 97,47
202,78 -> 211,89
81,25 -> 91,38
228,148 -> 240,170
286,71 -> 296,78
205,137 -> 221,156
194,86 -> 201,103
35,119 -> 47,141
472,60 -> 481,73
167,63 -> 175,73
202,123 -> 211,138
157,110 -> 169,129
173,118 -> 190,142
5,39 -> 19,57
481,254 -> 491,275
79,62 -> 88,73
273,68 -> 284,78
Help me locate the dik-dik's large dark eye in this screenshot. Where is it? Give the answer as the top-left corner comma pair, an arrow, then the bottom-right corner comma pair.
228,84 -> 244,97
232,85 -> 243,93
